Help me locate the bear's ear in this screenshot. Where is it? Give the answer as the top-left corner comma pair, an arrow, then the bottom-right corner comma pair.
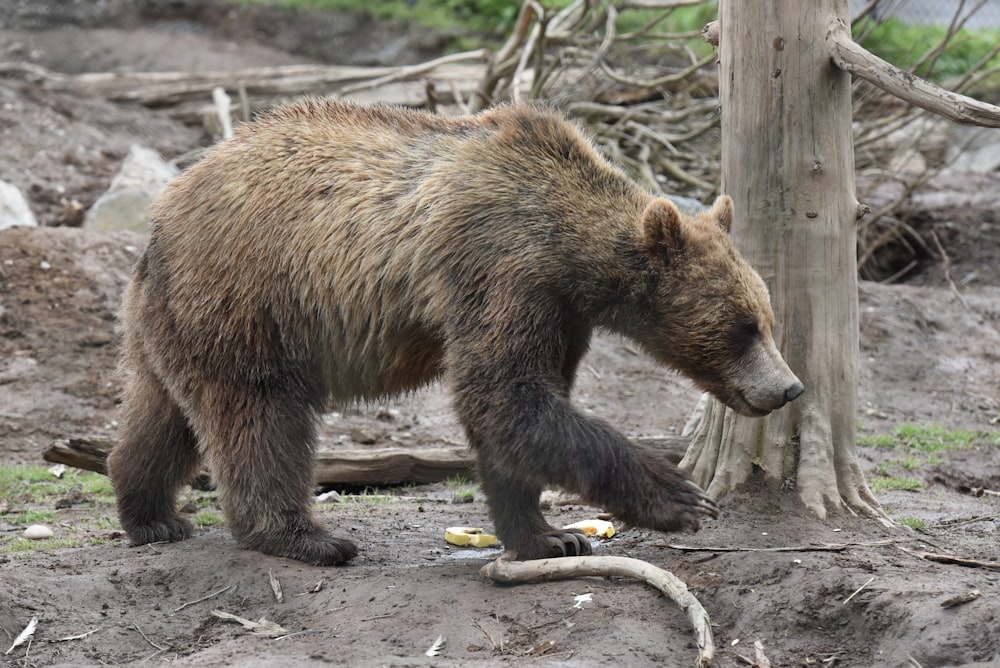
642,198 -> 684,257
709,195 -> 734,234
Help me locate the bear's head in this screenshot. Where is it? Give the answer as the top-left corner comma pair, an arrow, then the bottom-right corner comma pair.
637,195 -> 804,417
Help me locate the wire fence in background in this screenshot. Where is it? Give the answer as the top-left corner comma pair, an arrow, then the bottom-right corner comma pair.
850,0 -> 1000,28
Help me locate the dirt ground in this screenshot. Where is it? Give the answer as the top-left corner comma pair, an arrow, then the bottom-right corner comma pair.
1,2 -> 999,667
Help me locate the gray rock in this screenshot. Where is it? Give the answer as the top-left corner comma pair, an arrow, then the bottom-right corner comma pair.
667,194 -> 708,216
84,144 -> 178,233
950,126 -> 1000,174
0,179 -> 38,229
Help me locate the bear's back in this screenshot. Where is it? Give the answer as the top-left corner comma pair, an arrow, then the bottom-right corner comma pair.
129,100 -> 650,399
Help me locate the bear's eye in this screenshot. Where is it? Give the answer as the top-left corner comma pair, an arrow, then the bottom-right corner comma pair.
732,319 -> 758,351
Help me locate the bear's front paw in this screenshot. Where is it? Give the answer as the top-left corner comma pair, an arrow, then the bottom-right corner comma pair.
615,458 -> 719,534
509,529 -> 593,560
676,479 -> 719,529
649,477 -> 718,533
686,479 -> 719,521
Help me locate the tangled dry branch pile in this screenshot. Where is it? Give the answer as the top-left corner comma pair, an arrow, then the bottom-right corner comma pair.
467,0 -> 724,202
847,0 -> 1000,280
2,0 -> 996,272
477,0 -> 1000,280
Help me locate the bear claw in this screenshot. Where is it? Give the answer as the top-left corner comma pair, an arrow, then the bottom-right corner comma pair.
687,479 -> 719,518
513,529 -> 592,560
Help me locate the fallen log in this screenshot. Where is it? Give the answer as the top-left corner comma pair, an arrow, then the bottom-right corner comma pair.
44,435 -> 691,487
43,437 -> 477,488
0,56 -> 492,107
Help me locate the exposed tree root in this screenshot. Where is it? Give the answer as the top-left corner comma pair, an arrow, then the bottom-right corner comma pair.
481,553 -> 714,667
681,396 -> 893,529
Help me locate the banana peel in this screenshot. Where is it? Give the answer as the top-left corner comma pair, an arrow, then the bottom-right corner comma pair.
563,519 -> 616,539
444,526 -> 498,548
444,520 -> 614,548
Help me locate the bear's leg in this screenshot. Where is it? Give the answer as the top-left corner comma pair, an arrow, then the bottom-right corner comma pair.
453,363 -> 717,559
108,365 -> 199,545
477,464 -> 591,560
194,384 -> 357,566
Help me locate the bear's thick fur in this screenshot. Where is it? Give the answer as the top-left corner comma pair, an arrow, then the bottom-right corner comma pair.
108,99 -> 803,565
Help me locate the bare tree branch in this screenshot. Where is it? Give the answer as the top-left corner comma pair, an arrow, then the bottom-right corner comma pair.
826,18 -> 1000,127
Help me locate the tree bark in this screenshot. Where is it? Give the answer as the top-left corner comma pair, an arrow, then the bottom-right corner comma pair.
680,0 -> 883,520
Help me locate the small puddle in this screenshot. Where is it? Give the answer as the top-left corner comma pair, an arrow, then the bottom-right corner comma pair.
442,548 -> 504,560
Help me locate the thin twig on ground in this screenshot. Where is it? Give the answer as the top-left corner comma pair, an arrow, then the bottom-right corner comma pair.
130,621 -> 168,652
929,229 -> 972,309
666,538 -> 916,553
172,584 -> 236,613
843,576 -> 875,604
898,546 -> 1000,570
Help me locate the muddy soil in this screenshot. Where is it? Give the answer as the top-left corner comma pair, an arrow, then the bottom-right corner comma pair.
1,2 -> 999,667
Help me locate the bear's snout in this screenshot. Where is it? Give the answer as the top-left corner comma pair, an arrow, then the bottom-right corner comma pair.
725,338 -> 804,416
784,380 -> 805,403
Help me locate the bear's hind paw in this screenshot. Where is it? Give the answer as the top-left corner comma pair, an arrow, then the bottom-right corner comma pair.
126,517 -> 193,546
255,531 -> 359,566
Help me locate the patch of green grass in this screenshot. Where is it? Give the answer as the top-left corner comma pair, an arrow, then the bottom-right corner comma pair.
1,537 -> 82,555
191,493 -> 218,509
193,510 -> 225,527
894,424 -> 986,453
863,423 -> 992,481
870,476 -> 923,493
444,475 -> 479,503
860,423 -> 995,452
0,465 -> 53,487
81,474 -> 116,500
854,17 -> 1000,83
444,475 -> 473,487
858,432 -> 897,448
228,0 -> 718,50
0,465 -> 124,556
0,466 -> 116,504
230,0 -> 544,40
897,517 -> 926,530
17,509 -> 57,525
92,516 -> 121,531
348,487 -> 396,504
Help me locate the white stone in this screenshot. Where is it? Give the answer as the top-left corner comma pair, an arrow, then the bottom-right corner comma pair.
0,179 -> 38,229
23,524 -> 54,540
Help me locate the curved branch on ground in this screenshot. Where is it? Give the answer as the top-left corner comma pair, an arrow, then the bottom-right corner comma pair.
481,554 -> 715,667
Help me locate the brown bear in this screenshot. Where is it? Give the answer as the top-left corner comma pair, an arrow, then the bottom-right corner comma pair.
107,99 -> 803,565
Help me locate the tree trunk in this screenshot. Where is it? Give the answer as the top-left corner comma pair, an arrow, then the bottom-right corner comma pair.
680,0 -> 884,519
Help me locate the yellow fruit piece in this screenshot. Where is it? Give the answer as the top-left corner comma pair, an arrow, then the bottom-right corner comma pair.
444,526 -> 498,548
563,519 -> 616,539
